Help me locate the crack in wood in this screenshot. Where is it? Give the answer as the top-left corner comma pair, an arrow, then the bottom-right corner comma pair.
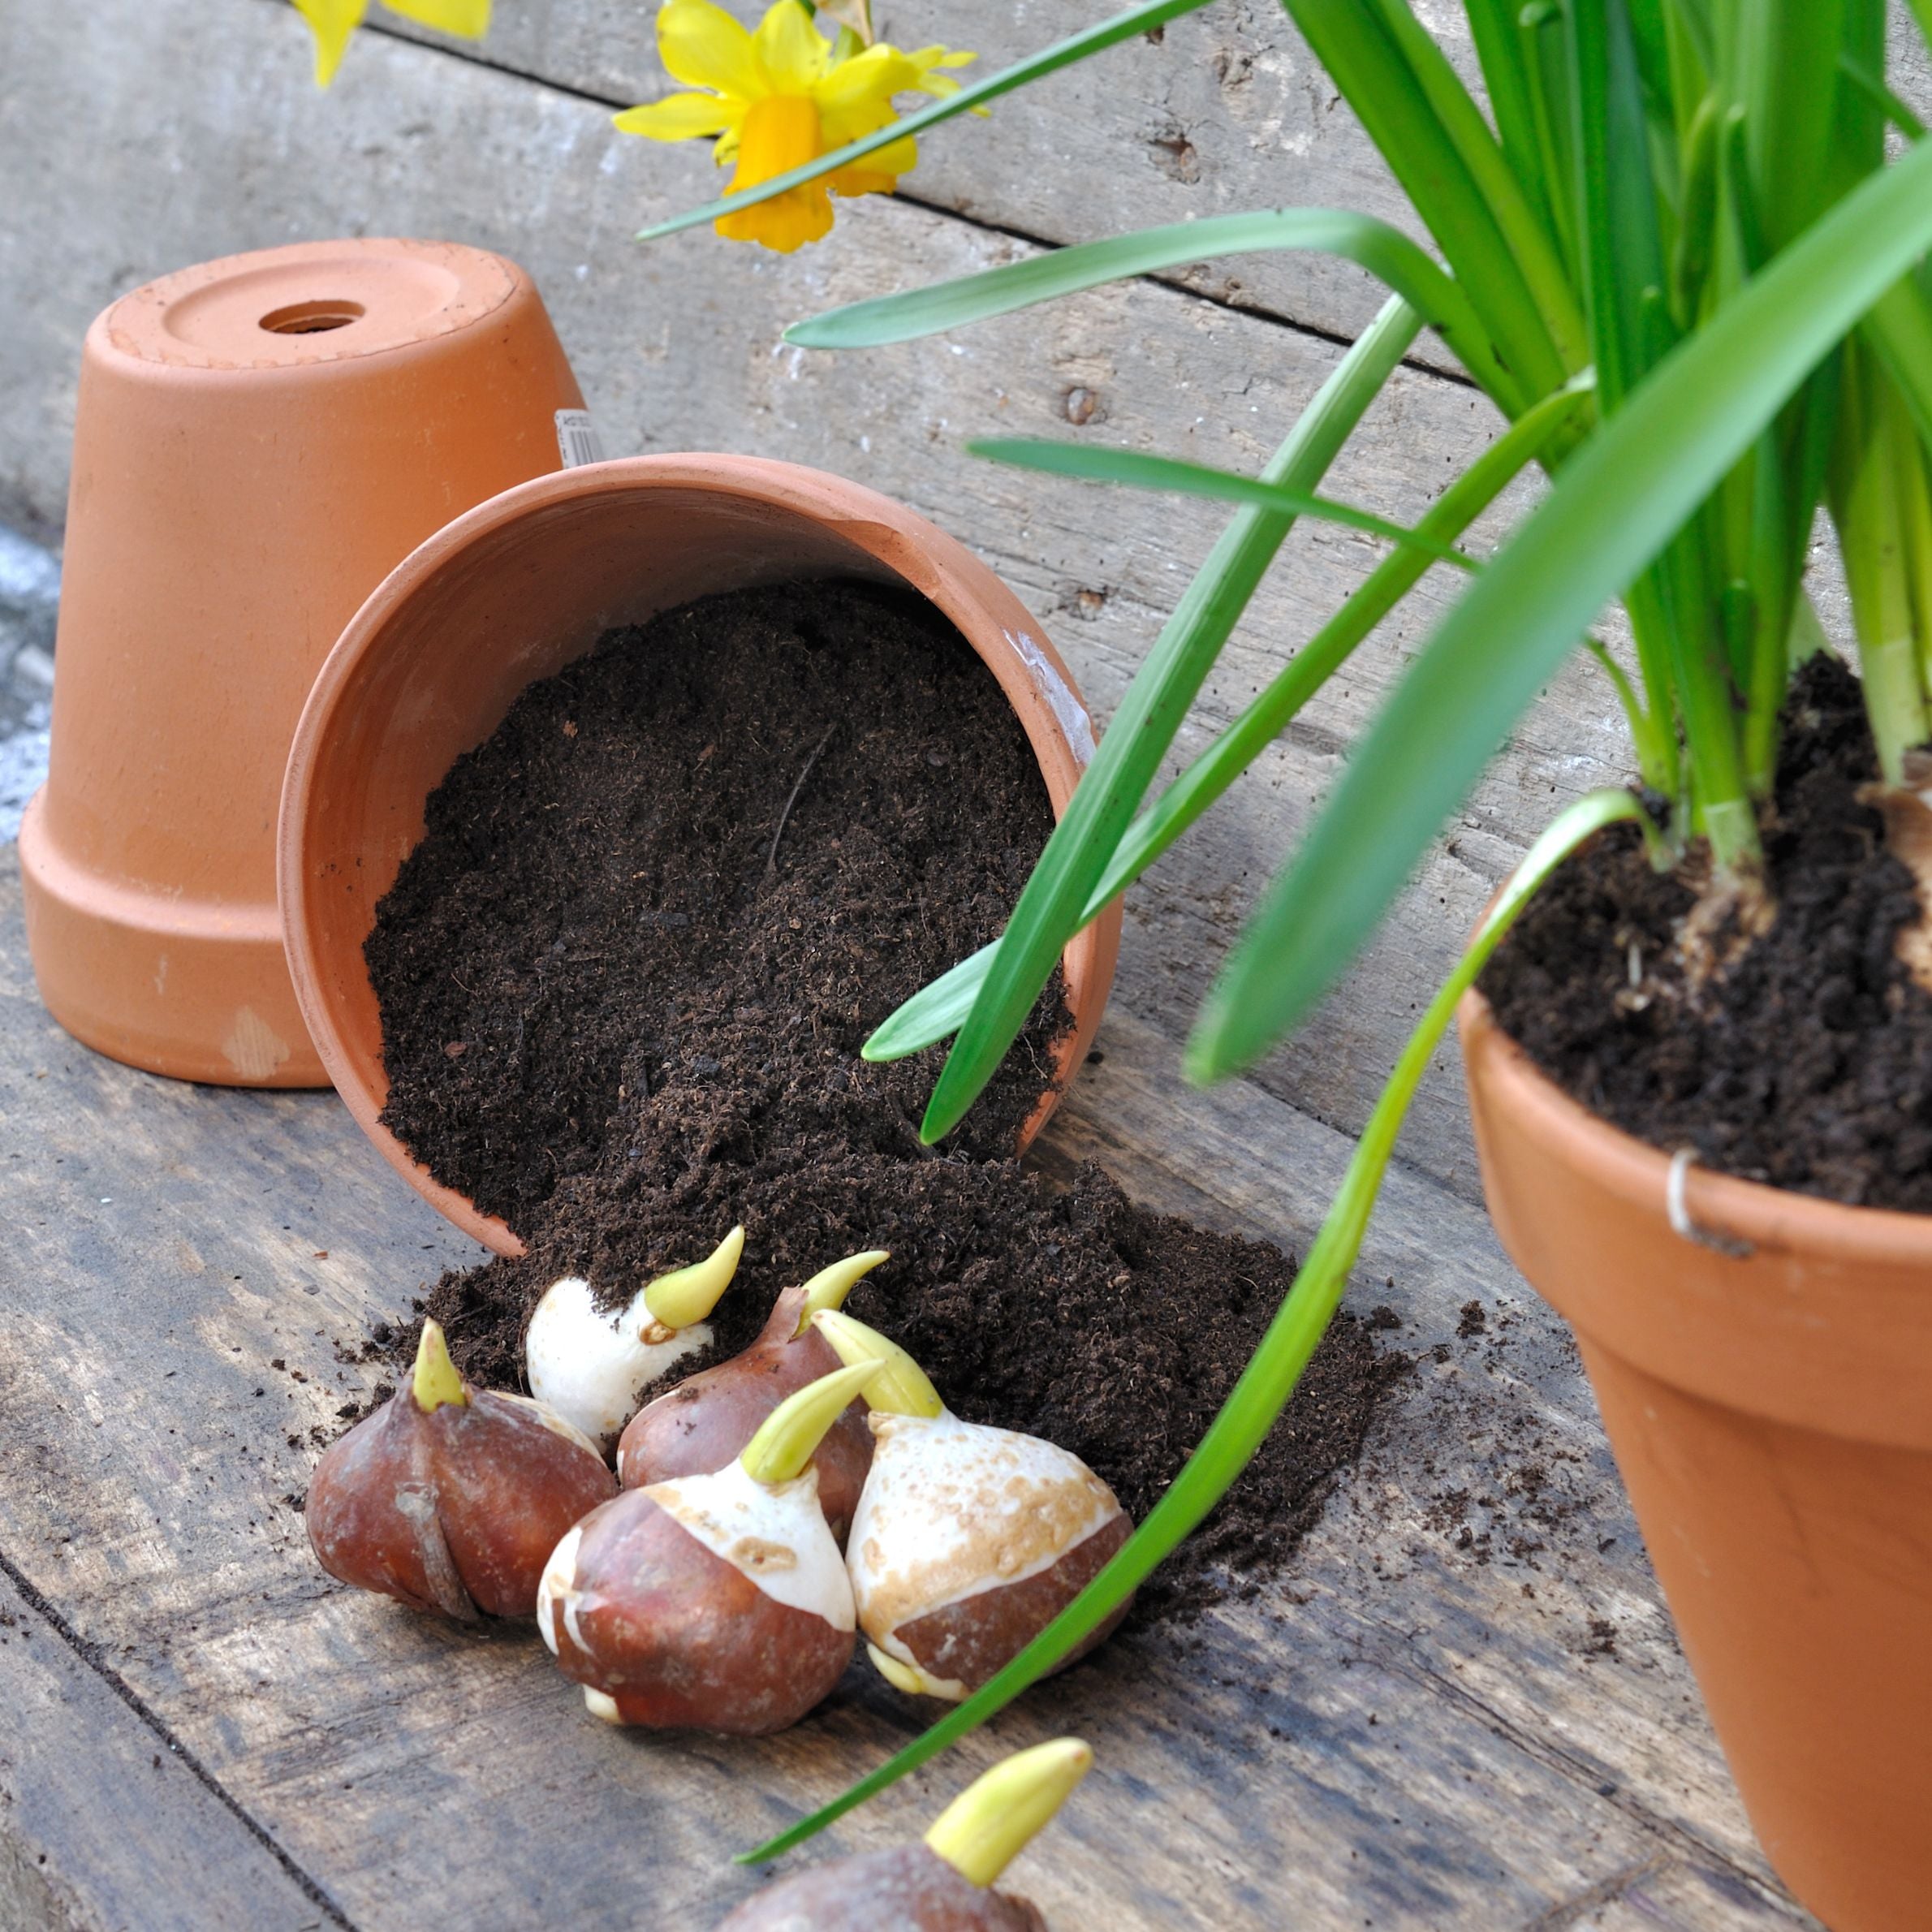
0,1543 -> 359,1930
1524,1854 -> 1671,1930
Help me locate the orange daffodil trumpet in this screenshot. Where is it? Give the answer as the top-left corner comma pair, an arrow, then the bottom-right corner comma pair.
615,0 -> 975,253
293,0 -> 490,88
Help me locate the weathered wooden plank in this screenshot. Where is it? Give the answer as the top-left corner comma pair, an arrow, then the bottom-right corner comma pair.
0,0 -> 1638,1205
0,1563 -> 335,1932
367,0 -> 1453,364
0,847 -> 1812,1929
356,0 -> 1932,373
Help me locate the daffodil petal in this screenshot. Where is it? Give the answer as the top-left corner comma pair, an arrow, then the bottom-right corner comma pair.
614,92 -> 740,140
382,0 -> 489,39
832,130 -> 915,179
813,41 -> 921,115
718,183 -> 834,250
753,0 -> 828,94
658,0 -> 764,101
717,89 -> 834,250
828,162 -> 902,198
292,0 -> 366,87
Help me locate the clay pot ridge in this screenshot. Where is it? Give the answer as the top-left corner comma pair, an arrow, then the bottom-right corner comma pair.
279,456 -> 1120,1255
1461,986 -> 1932,1932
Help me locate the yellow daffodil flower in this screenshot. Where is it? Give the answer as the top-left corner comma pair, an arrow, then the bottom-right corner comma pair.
295,0 -> 490,89
616,0 -> 975,253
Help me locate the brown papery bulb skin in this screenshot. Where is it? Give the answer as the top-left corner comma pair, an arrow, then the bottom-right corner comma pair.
895,1510 -> 1132,1695
308,1389 -> 615,1621
850,1412 -> 1135,1701
714,1843 -> 1048,1931
616,1284 -> 873,1542
543,1486 -> 853,1734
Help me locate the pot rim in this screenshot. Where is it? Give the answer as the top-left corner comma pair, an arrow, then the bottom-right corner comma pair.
280,453 -> 1121,1257
1460,984 -> 1932,1263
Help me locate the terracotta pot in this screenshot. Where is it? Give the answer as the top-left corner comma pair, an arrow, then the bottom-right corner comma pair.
19,239 -> 586,1085
279,455 -> 1121,1257
1461,989 -> 1932,1931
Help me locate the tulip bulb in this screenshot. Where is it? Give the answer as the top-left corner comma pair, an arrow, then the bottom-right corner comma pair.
814,1312 -> 1133,1701
525,1224 -> 744,1451
537,1361 -> 879,1734
616,1248 -> 888,1542
307,1321 -> 616,1621
715,1738 -> 1092,1930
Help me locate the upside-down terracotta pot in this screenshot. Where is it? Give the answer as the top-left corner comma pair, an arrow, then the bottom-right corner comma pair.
1461,989 -> 1932,1932
19,239 -> 587,1085
279,456 -> 1120,1256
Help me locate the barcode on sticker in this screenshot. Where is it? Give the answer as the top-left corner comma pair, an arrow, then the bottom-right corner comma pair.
555,409 -> 607,468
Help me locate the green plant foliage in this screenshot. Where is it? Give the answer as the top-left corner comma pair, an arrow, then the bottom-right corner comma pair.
908,292 -> 1423,1144
1191,136 -> 1932,1080
965,442 -> 1481,568
785,209 -> 1517,402
863,374 -> 1594,1062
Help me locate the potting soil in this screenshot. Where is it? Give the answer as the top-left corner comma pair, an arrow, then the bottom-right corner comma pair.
367,580 -> 1400,1622
1485,654 -> 1932,1212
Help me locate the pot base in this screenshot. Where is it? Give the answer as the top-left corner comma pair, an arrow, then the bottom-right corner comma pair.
19,790 -> 324,1085
31,238 -> 584,1089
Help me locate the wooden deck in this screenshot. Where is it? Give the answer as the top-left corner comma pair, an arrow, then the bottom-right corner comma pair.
0,1 -> 1875,1922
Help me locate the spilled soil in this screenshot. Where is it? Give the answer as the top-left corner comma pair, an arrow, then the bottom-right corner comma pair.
1483,654 -> 1932,1211
366,580 -> 1400,1621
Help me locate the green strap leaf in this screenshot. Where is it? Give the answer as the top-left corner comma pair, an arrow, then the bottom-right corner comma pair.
784,208 -> 1512,403
1866,278 -> 1932,456
634,0 -> 1218,244
862,377 -> 1591,1064
1838,48 -> 1927,142
1187,135 -> 1932,1085
1278,0 -> 1570,413
741,785 -> 1647,1866
966,441 -> 1480,571
904,296 -> 1424,1144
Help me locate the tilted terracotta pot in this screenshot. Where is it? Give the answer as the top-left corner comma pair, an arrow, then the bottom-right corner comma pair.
20,239 -> 586,1085
279,455 -> 1121,1257
1461,989 -> 1932,1932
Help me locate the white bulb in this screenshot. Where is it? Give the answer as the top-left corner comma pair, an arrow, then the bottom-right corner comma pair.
524,1276 -> 712,1452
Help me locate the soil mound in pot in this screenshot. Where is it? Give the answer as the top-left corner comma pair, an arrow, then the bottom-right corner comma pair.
1483,654 -> 1932,1212
367,580 -> 1399,1621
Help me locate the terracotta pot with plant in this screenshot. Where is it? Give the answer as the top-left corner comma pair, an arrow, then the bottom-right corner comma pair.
645,5 -> 1932,1917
